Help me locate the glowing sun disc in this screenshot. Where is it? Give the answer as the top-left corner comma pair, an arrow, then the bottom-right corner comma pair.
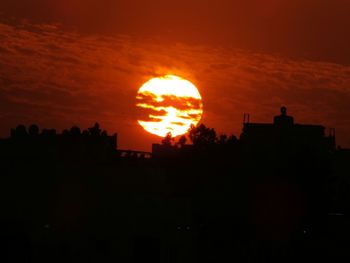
136,75 -> 203,137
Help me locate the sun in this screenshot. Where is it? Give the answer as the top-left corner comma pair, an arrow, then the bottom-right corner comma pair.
136,75 -> 203,137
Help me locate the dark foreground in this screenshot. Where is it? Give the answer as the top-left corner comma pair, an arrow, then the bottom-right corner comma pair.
1,113 -> 350,262
1,144 -> 350,263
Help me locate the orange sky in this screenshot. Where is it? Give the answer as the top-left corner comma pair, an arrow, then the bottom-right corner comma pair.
1,1 -> 350,151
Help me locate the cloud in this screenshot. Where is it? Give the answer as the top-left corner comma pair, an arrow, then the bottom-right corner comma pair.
0,21 -> 350,151
1,0 -> 350,64
137,94 -> 202,112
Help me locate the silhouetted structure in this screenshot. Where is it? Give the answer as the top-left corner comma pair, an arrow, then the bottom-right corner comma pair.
153,107 -> 335,159
0,123 -> 118,161
274,106 -> 294,126
0,108 -> 350,263
118,149 -> 152,159
240,106 -> 336,155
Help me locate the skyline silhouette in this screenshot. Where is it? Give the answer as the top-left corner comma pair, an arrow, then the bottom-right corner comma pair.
0,107 -> 343,152
1,107 -> 349,262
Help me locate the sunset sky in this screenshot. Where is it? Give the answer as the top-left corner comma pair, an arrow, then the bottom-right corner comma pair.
1,0 -> 350,151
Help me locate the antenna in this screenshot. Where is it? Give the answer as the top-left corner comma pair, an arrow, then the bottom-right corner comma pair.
243,113 -> 250,124
329,128 -> 336,150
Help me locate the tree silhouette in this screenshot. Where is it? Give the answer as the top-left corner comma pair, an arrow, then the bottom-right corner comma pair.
70,126 -> 81,137
177,135 -> 187,148
89,123 -> 102,136
161,132 -> 174,146
41,129 -> 56,137
226,134 -> 238,145
218,134 -> 238,145
13,125 -> 28,138
218,134 -> 228,144
82,130 -> 89,137
28,124 -> 39,136
189,124 -> 217,146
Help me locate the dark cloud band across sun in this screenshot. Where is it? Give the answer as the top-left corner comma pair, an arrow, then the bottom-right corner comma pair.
136,75 -> 203,137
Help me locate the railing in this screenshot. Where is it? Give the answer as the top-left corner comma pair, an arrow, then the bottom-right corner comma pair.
117,150 -> 152,159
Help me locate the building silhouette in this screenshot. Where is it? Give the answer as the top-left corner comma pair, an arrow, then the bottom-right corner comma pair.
0,108 -> 349,263
240,106 -> 336,156
152,106 -> 336,158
